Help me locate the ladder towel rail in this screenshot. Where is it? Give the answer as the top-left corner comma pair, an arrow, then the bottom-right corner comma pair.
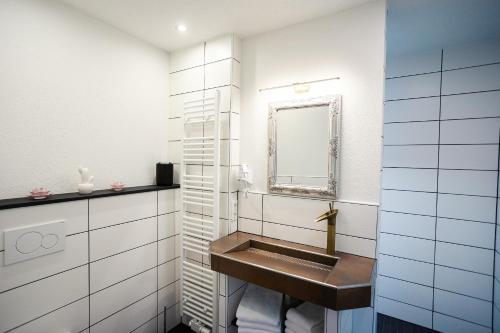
180,90 -> 221,331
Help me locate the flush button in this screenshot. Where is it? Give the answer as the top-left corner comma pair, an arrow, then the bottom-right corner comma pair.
4,220 -> 65,265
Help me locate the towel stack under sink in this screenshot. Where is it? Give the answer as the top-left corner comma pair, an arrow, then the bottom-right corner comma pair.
236,284 -> 283,333
285,302 -> 324,333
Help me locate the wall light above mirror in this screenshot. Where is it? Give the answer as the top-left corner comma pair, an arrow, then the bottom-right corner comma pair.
268,95 -> 341,199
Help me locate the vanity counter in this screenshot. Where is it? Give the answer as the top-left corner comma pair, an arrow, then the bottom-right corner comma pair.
210,232 -> 375,311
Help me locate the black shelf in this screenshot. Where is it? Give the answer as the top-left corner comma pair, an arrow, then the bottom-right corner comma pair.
0,184 -> 180,210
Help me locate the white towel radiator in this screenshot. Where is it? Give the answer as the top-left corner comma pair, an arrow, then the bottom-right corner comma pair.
180,91 -> 220,332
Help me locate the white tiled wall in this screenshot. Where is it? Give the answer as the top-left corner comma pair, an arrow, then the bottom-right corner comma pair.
379,38 -> 500,332
0,188 -> 181,333
167,34 -> 241,331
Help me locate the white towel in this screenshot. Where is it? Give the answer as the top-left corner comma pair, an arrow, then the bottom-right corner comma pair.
237,319 -> 281,333
285,319 -> 323,333
286,302 -> 324,331
238,329 -> 279,333
236,284 -> 283,327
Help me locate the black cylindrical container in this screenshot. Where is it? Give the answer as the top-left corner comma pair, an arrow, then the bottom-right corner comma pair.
156,163 -> 173,186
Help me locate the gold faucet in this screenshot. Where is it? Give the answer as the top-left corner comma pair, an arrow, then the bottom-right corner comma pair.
315,202 -> 338,255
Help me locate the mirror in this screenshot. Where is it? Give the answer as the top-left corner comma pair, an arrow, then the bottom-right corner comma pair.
268,95 -> 341,198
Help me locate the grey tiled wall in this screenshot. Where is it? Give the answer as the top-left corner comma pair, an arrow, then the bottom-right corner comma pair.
378,39 -> 500,333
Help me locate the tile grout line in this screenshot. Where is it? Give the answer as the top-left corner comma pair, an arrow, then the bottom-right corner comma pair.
87,199 -> 91,332
432,50 -> 443,327
492,129 -> 500,329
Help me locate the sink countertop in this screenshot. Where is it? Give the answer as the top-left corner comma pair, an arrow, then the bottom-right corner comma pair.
210,232 -> 375,311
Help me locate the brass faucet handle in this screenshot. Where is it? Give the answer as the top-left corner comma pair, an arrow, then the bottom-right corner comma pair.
315,208 -> 338,223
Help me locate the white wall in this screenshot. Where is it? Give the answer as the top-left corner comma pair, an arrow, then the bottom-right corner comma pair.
238,2 -> 385,332
379,39 -> 500,333
0,0 -> 170,199
240,0 -> 385,204
0,189 -> 180,333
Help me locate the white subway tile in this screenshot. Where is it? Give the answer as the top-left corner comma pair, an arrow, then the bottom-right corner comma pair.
218,295 -> 226,326
435,242 -> 493,275
377,296 -> 432,329
441,91 -> 500,119
382,168 -> 437,192
227,285 -> 246,326
437,218 -> 495,249
169,91 -> 204,118
435,265 -> 493,301
383,145 -> 438,168
238,217 -> 262,235
158,237 -> 175,264
0,266 -> 88,332
443,38 -> 500,70
377,276 -> 433,309
381,190 -> 436,216
263,195 -> 329,231
0,201 -> 88,250
133,317 -> 157,333
384,121 -> 439,145
168,142 -> 181,165
0,232 -> 88,293
380,211 -> 435,239
385,73 -> 441,100
378,254 -> 434,286
174,188 -> 181,211
442,63 -> 500,95
160,303 -> 181,332
262,222 -> 326,248
438,193 -> 497,223
158,213 -> 175,240
205,59 -> 232,89
205,35 -> 234,63
434,289 -> 492,327
439,170 -> 497,197
227,276 -> 246,296
158,189 -> 175,215
205,85 -> 232,112
170,66 -> 204,95
238,192 -> 262,220
384,97 -> 440,122
90,268 -> 156,324
9,297 -> 89,333
89,192 -> 157,230
232,60 -> 241,87
440,118 -> 500,144
231,86 -> 241,113
352,307 -> 373,333
335,202 -> 378,240
158,283 -> 176,313
90,293 -> 157,333
433,312 -> 491,333
167,117 -> 183,141
90,217 -> 156,261
439,144 -> 498,170
158,260 -> 175,289
90,243 -> 157,293
336,234 -> 376,258
386,50 -> 442,78
379,233 -> 435,263
170,44 -> 204,72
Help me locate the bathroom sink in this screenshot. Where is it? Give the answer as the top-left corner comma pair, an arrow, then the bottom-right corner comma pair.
210,232 -> 375,311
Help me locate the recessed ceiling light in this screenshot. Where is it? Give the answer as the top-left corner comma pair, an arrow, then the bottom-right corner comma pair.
175,24 -> 187,33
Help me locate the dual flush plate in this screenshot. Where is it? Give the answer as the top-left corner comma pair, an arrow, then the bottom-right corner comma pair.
3,220 -> 65,265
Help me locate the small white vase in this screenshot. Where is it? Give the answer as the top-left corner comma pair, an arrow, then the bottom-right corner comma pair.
78,183 -> 94,194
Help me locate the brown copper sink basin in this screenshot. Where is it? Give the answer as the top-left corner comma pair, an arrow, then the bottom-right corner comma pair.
210,232 -> 375,311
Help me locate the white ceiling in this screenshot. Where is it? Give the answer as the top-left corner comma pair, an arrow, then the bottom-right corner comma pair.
60,0 -> 374,51
387,0 -> 500,55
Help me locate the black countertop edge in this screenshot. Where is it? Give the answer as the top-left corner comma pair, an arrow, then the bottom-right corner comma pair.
0,184 -> 180,210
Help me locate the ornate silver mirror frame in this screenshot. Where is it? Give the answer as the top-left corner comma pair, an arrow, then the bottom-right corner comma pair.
268,95 -> 341,198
